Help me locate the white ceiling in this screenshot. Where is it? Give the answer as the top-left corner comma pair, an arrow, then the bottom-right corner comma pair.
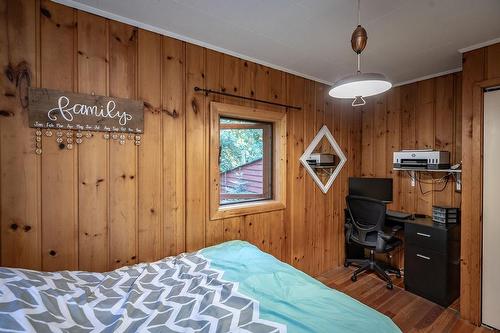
57,0 -> 500,85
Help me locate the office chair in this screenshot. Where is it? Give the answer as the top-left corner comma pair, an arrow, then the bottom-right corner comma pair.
344,195 -> 402,289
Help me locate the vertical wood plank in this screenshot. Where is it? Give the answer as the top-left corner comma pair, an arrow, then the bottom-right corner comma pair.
244,212 -> 278,255
40,0 -> 78,271
328,97 -> 340,269
400,83 -> 417,213
108,21 -> 138,269
240,60 -> 256,103
223,216 -> 244,241
415,79 -> 435,215
386,88 -> 401,211
486,43 -> 500,79
137,29 -> 162,262
303,80 -> 316,275
185,43 -> 206,251
313,83 -> 326,275
222,55 -> 241,105
268,210 -> 285,260
205,49 -> 224,247
0,0 -> 41,269
349,103 -> 363,178
434,74 -> 455,207
256,65 -> 284,113
360,102 -> 374,177
162,37 -> 186,256
287,74 -> 306,269
460,48 -> 486,325
339,99 -> 352,267
453,73 -> 462,208
76,11 -> 108,272
373,95 -> 387,177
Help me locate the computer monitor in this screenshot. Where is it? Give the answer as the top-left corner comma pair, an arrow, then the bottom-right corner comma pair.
348,177 -> 393,203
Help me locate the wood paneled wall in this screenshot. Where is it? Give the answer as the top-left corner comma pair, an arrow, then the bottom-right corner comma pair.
0,0 -> 361,278
460,42 -> 500,325
359,73 -> 462,216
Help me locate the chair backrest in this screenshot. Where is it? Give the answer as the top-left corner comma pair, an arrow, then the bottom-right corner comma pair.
345,195 -> 387,247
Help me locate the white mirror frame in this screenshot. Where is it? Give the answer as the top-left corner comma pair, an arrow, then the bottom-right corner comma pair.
299,125 -> 347,193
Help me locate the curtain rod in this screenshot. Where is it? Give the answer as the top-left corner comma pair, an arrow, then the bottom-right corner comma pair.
193,87 -> 302,110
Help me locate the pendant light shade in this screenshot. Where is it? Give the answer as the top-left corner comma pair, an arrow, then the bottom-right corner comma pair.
328,72 -> 392,99
330,0 -> 391,106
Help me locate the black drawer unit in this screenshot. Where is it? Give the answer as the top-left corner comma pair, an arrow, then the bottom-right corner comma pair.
404,218 -> 460,307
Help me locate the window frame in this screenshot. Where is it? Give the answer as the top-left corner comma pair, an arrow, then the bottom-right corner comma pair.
209,102 -> 286,220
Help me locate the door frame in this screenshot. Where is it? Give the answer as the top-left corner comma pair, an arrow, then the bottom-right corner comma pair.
464,77 -> 500,325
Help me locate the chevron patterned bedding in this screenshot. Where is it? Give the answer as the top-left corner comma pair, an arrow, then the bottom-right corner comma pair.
0,240 -> 400,333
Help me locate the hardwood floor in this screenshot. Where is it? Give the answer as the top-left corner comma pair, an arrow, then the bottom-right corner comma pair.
317,267 -> 498,333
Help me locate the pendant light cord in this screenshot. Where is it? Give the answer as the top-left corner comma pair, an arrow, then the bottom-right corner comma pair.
357,0 -> 361,26
357,0 -> 361,73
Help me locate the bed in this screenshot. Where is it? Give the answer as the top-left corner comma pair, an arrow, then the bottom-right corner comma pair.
0,240 -> 400,332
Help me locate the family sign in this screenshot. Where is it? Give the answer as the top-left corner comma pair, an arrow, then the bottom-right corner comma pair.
28,88 -> 144,133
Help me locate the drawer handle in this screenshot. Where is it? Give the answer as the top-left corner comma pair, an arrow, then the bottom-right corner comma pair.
416,232 -> 431,238
416,254 -> 431,260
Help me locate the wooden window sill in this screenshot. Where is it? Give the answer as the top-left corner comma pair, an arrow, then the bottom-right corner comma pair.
209,200 -> 285,221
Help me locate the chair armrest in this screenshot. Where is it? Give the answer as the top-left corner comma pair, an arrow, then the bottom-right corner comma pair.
376,225 -> 402,251
376,230 -> 394,252
345,222 -> 353,244
391,225 -> 403,235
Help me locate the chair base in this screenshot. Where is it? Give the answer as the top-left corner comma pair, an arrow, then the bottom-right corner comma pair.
344,250 -> 401,289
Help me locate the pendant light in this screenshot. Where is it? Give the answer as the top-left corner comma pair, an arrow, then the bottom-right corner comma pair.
328,0 -> 392,106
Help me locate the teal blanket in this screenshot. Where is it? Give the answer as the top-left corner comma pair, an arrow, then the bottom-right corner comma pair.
201,240 -> 401,333
0,239 -> 400,332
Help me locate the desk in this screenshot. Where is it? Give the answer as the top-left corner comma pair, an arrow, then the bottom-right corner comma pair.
386,214 -> 415,225
344,210 -> 460,307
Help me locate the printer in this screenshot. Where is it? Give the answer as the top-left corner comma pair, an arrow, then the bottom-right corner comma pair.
307,153 -> 337,166
393,150 -> 450,170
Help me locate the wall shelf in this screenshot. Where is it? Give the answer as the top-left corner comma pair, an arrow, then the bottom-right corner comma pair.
309,164 -> 337,176
393,168 -> 462,192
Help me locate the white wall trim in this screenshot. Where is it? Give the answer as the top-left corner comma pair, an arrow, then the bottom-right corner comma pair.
51,0 -> 334,86
458,37 -> 500,54
392,67 -> 462,87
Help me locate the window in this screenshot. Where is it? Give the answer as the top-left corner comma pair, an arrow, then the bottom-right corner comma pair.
209,102 -> 286,220
219,117 -> 272,205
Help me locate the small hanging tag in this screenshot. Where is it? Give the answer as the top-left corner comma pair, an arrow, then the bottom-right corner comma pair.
34,129 -> 43,155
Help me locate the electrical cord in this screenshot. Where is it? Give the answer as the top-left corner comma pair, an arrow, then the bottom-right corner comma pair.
405,170 -> 452,195
405,170 -> 450,184
418,175 -> 449,195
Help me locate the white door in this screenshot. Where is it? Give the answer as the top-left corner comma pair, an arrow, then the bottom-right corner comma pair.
483,89 -> 500,330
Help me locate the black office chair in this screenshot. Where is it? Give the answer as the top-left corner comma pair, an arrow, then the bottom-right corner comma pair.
344,195 -> 402,289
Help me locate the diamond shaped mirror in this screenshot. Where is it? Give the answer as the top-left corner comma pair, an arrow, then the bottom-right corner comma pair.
300,125 -> 347,193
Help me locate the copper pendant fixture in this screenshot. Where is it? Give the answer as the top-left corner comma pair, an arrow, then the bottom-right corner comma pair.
329,0 -> 392,106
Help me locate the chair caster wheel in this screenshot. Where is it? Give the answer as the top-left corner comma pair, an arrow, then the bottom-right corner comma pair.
344,261 -> 350,268
351,275 -> 357,282
386,283 -> 393,290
